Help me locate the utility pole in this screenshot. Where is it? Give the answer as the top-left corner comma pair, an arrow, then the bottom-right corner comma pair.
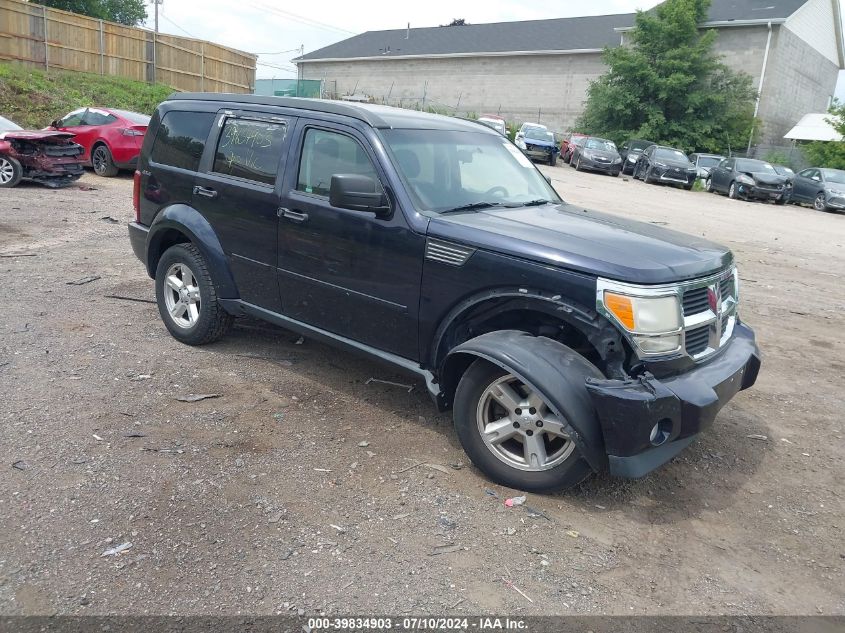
153,0 -> 162,33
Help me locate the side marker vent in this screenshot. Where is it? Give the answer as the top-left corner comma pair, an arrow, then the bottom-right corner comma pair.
425,239 -> 475,266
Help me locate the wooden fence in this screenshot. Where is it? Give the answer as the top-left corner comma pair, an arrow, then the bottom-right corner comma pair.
0,0 -> 256,92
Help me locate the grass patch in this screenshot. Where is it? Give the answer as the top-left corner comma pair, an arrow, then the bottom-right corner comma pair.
0,62 -> 173,129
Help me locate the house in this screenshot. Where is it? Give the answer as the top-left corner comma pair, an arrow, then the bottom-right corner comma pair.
293,0 -> 845,146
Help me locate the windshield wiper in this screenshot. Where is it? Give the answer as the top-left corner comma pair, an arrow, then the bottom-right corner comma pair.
439,201 -> 510,215
520,199 -> 554,207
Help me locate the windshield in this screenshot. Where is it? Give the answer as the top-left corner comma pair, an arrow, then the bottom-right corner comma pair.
479,119 -> 505,134
585,139 -> 617,152
655,148 -> 688,162
0,115 -> 23,132
111,109 -> 151,125
524,128 -> 554,142
822,169 -> 845,184
736,159 -> 776,174
382,129 -> 561,213
698,156 -> 722,168
629,140 -> 653,152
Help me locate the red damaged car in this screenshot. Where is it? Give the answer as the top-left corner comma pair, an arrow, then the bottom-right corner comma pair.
0,115 -> 84,188
48,107 -> 149,177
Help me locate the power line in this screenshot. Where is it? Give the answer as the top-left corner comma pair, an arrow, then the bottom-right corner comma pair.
240,0 -> 357,35
158,12 -> 195,38
254,48 -> 303,55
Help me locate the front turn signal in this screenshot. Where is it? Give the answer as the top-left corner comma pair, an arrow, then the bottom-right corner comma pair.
604,293 -> 635,330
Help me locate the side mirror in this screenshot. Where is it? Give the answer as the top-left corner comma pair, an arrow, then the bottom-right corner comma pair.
329,174 -> 390,216
50,120 -> 60,129
544,175 -> 552,185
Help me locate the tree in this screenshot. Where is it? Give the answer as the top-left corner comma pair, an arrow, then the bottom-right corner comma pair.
41,0 -> 147,26
576,0 -> 757,154
803,102 -> 845,169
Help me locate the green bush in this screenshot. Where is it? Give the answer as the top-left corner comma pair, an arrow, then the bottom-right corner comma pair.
0,62 -> 173,129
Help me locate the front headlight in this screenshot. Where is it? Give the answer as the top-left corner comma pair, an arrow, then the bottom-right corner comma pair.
736,174 -> 754,185
828,188 -> 844,196
654,162 -> 668,169
600,286 -> 682,356
613,157 -> 622,164
628,155 -> 637,163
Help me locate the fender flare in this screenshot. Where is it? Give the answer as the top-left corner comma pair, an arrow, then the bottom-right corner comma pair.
146,204 -> 239,299
444,330 -> 608,472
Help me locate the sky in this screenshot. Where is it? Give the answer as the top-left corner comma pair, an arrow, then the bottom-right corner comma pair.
145,0 -> 845,100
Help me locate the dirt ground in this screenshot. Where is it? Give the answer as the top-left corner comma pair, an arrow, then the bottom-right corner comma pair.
0,165 -> 842,617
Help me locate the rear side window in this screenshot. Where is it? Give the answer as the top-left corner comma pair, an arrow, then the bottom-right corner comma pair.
150,111 -> 214,171
296,128 -> 381,197
212,118 -> 287,186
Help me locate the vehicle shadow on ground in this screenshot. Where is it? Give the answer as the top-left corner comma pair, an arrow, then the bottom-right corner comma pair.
210,317 -> 770,527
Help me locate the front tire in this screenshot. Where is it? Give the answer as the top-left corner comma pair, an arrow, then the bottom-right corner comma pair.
705,177 -> 713,193
155,243 -> 233,345
453,359 -> 592,492
92,144 -> 119,177
729,181 -> 738,199
0,155 -> 23,188
814,193 -> 828,211
549,153 -> 557,167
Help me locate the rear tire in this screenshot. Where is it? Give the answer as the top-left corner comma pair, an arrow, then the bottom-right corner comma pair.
453,359 -> 592,492
92,144 -> 119,177
155,243 -> 233,345
0,155 -> 23,188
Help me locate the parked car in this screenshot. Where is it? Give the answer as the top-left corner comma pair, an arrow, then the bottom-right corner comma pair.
48,107 -> 149,177
0,114 -> 84,188
570,137 -> 622,176
619,139 -> 656,175
633,145 -> 697,189
705,158 -> 791,204
563,135 -> 588,164
129,94 -> 760,492
514,125 -> 559,166
689,153 -> 726,180
560,132 -> 588,163
790,168 -> 845,212
772,164 -> 795,178
477,115 -> 507,136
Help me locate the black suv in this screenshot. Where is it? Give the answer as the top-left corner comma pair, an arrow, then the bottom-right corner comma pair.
129,94 -> 761,492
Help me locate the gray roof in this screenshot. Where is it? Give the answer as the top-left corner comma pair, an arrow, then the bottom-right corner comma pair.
705,0 -> 810,22
296,0 -> 810,62
167,93 -> 498,131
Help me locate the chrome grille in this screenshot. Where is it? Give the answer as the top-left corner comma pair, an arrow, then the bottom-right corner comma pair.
682,287 -> 709,315
680,267 -> 738,359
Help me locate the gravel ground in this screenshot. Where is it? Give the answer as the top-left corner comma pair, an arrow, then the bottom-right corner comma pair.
0,166 -> 842,616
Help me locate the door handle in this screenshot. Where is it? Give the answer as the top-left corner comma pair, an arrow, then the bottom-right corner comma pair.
279,208 -> 309,223
193,185 -> 218,199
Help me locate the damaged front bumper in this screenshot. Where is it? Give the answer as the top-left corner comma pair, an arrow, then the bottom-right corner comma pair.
585,322 -> 761,478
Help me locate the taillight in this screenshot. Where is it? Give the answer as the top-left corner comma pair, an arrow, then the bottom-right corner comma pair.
133,170 -> 141,223
120,128 -> 145,137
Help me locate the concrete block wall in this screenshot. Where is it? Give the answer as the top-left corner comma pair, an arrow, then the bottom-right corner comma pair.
757,25 -> 839,144
300,53 -> 607,133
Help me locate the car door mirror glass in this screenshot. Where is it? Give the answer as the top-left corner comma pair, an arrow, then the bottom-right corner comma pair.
329,174 -> 390,216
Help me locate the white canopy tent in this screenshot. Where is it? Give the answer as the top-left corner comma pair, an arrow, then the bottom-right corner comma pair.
784,113 -> 843,142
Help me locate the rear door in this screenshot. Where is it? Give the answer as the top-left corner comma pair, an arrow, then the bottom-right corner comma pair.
193,110 -> 293,313
712,159 -> 733,191
276,119 -> 425,360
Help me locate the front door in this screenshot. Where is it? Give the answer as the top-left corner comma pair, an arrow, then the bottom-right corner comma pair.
277,120 -> 425,360
792,169 -> 819,202
193,111 -> 293,313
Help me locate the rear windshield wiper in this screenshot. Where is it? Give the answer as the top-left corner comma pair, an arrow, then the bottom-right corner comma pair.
438,201 -> 510,215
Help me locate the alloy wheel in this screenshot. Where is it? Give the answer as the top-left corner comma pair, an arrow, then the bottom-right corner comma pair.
729,182 -> 737,199
475,374 -> 575,472
0,158 -> 13,184
705,178 -> 712,192
163,262 -> 201,328
92,147 -> 108,175
814,194 -> 827,211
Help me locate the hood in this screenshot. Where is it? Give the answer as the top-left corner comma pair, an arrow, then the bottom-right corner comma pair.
583,148 -> 620,161
745,172 -> 789,186
656,157 -> 694,170
428,203 -> 733,284
524,138 -> 556,148
0,130 -> 76,141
